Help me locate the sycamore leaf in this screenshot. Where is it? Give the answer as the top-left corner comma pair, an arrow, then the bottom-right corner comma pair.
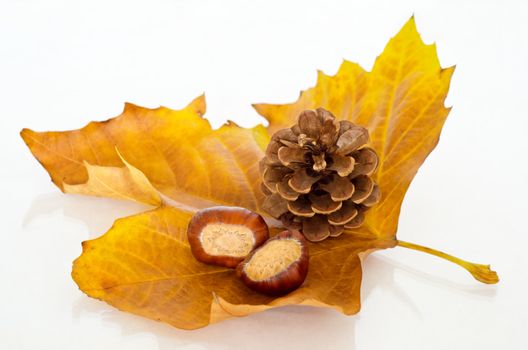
21,95 -> 269,212
254,17 -> 454,239
72,206 -> 383,329
21,17 -> 495,331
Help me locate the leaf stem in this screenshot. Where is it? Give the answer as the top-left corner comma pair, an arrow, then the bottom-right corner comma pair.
396,240 -> 499,284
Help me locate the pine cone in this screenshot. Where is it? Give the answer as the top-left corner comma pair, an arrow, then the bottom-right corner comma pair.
260,108 -> 381,242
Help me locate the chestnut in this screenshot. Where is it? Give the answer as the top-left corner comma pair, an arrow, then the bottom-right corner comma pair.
187,206 -> 269,268
236,230 -> 309,296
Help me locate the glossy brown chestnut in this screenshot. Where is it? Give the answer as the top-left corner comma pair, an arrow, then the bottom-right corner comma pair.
236,230 -> 309,296
187,206 -> 269,268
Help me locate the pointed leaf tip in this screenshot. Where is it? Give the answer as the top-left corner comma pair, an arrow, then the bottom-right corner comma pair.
123,102 -> 138,113
188,94 -> 206,116
403,15 -> 417,32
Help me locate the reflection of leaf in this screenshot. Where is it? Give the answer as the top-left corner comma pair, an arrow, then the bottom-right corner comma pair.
73,206 -> 379,329
254,17 -> 454,238
21,17 -> 497,331
21,95 -> 269,212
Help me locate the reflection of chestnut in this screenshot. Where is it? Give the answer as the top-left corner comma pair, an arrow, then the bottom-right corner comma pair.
236,230 -> 309,296
187,206 -> 269,268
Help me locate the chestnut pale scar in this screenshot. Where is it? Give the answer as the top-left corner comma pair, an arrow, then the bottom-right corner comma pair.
199,223 -> 256,258
243,238 -> 302,281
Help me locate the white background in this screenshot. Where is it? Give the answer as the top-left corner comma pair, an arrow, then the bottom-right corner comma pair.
1,0 -> 527,349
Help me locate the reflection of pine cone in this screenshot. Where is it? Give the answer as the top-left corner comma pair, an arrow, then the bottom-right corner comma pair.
260,108 -> 380,242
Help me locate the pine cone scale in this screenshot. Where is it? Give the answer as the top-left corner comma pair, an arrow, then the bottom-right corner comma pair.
336,127 -> 369,155
362,185 -> 381,207
351,175 -> 374,204
277,147 -> 307,166
302,215 -> 330,242
328,201 -> 358,225
287,198 -> 315,217
310,193 -> 342,214
327,154 -> 355,176
288,169 -> 320,193
318,175 -> 354,201
329,225 -> 344,237
298,110 -> 325,139
276,180 -> 300,201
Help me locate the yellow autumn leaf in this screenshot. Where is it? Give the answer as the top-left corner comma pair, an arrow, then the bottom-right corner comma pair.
73,206 -> 378,329
21,95 -> 268,212
21,17 -> 498,331
254,17 -> 454,239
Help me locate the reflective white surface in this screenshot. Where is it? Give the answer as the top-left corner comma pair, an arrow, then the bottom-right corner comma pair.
1,0 -> 527,349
